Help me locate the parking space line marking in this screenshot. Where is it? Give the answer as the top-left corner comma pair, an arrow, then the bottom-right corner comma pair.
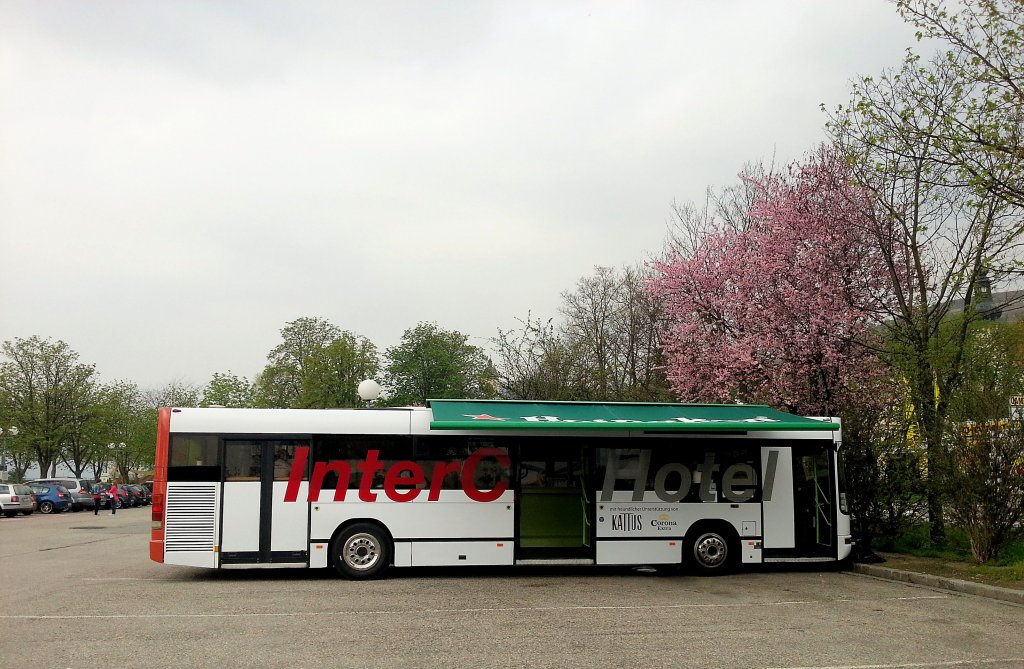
767,659 -> 1024,669
0,594 -> 949,620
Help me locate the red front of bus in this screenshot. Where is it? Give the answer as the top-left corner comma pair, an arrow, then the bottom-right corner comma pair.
150,407 -> 171,563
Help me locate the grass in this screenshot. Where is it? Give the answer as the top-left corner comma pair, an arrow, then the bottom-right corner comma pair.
873,524 -> 1024,590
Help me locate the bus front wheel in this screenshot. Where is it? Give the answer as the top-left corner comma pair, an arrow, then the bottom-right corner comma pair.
332,523 -> 391,580
686,525 -> 737,574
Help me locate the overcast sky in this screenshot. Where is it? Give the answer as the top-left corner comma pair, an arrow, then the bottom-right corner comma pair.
0,1 -> 924,391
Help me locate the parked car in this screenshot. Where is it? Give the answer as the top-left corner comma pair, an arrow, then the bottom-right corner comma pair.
120,484 -> 138,508
29,478 -> 96,511
26,483 -> 73,514
0,483 -> 36,517
123,484 -> 146,507
125,484 -> 150,506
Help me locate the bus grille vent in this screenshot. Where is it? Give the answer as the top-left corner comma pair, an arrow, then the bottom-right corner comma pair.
164,485 -> 217,552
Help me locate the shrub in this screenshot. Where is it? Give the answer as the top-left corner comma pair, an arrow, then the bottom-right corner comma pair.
943,421 -> 1024,563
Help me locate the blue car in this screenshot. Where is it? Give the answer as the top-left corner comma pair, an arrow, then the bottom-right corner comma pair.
26,483 -> 73,514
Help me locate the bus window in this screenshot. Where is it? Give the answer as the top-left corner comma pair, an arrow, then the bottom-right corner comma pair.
224,441 -> 262,481
313,435 -> 413,489
414,436 -> 510,491
274,442 -> 307,481
837,452 -> 849,515
597,445 -> 760,503
167,435 -> 220,482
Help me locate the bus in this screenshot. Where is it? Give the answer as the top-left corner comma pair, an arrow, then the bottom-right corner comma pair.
149,399 -> 851,579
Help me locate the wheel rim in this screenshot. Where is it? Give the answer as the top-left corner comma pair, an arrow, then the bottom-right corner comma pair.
693,533 -> 728,568
41,501 -> 53,514
342,532 -> 381,571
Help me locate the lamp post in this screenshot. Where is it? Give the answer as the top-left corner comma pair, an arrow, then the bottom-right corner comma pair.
0,426 -> 17,482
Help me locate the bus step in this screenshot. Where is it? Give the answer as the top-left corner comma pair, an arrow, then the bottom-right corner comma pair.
515,558 -> 596,566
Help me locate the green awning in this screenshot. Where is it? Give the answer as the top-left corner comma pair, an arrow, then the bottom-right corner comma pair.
426,400 -> 838,432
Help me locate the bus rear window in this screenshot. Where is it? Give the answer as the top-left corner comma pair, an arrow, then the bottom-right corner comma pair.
168,435 -> 220,482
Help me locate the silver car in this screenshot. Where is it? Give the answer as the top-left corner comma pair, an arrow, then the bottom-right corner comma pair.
0,483 -> 37,517
29,478 -> 96,511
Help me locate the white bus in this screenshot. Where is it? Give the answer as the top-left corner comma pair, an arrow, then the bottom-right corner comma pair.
149,400 -> 851,579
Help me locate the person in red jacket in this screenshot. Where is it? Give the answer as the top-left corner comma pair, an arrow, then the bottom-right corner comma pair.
108,482 -> 119,515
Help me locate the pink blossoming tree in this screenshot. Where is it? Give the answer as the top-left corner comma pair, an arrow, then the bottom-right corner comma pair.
650,147 -> 893,416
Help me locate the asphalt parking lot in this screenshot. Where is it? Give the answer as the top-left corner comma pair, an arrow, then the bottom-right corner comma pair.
2,508 -> 1023,669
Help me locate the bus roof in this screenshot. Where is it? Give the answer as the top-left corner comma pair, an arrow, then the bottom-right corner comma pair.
426,400 -> 839,432
165,401 -> 838,435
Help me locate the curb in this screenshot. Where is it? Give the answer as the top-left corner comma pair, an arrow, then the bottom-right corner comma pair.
851,563 -> 1024,606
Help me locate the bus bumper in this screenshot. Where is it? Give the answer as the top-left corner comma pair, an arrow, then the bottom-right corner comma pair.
838,536 -> 853,561
150,540 -> 164,563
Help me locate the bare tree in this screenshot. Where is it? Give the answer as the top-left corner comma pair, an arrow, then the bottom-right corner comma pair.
664,160 -> 776,256
827,44 -> 1024,543
495,265 -> 669,402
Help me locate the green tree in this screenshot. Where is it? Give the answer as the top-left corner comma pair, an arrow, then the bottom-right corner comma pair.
255,317 -> 342,408
60,383 -> 101,478
384,323 -> 496,405
842,399 -> 927,553
896,0 -> 1024,207
0,425 -> 31,482
0,336 -> 97,478
144,379 -> 201,409
254,317 -> 379,408
201,372 -> 256,408
297,335 -> 379,408
91,382 -> 154,481
949,320 -> 1024,421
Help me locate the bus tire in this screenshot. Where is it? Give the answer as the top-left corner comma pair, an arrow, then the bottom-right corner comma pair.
331,523 -> 391,580
686,523 -> 738,575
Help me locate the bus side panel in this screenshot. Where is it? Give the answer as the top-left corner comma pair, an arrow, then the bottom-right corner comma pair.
596,493 -> 762,540
761,446 -> 795,549
309,491 -> 514,550
221,482 -> 261,553
597,540 -> 681,565
412,541 -> 514,566
163,482 -> 220,568
272,481 -> 309,553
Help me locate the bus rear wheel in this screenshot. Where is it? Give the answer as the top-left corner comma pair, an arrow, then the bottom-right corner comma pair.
687,526 -> 737,574
332,523 -> 391,580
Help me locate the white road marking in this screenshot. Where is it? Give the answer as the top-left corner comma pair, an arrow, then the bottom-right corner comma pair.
0,595 -> 948,619
768,660 -> 1024,669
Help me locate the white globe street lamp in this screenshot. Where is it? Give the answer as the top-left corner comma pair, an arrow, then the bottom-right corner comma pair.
357,379 -> 381,405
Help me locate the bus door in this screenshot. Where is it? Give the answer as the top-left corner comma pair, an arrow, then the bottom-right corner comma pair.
220,439 -> 309,565
517,444 -> 592,560
792,445 -> 835,557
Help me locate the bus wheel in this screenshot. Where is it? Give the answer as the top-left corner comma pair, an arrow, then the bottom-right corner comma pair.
687,526 -> 736,574
332,523 -> 391,580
